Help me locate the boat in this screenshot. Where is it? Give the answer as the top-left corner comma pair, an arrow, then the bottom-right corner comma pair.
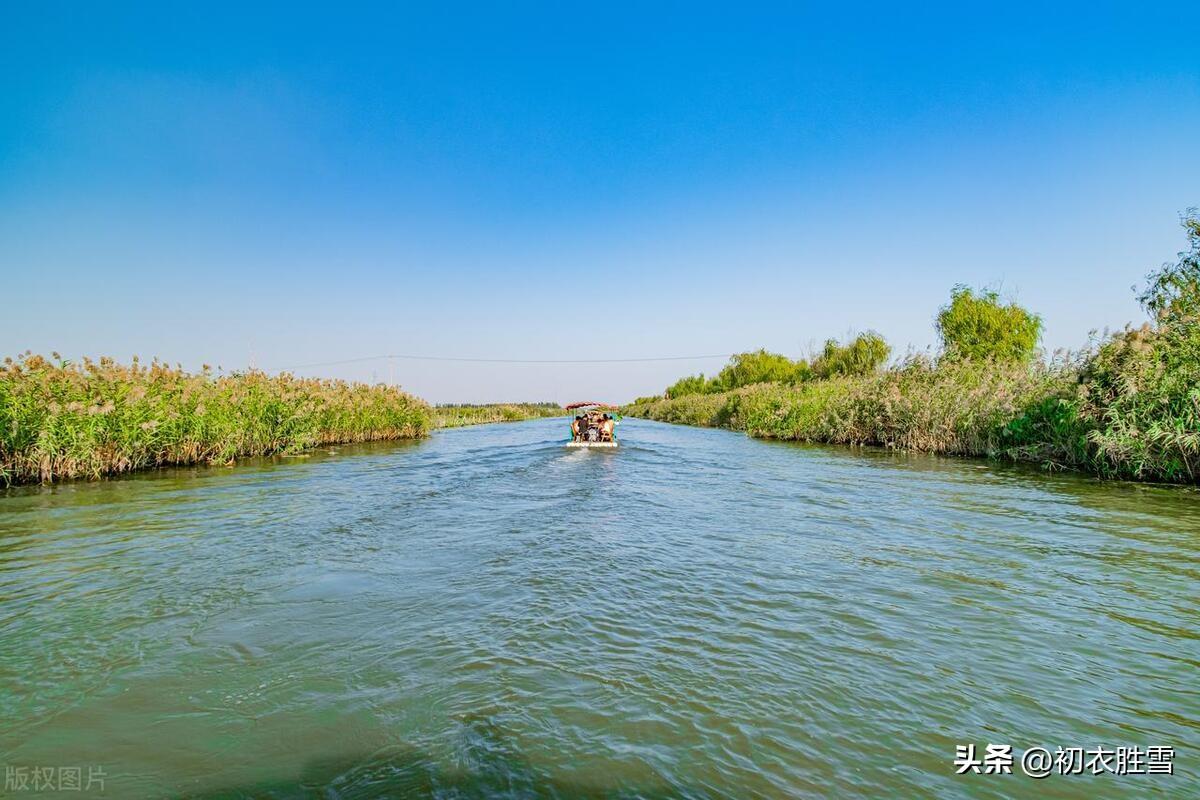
565,402 -> 620,448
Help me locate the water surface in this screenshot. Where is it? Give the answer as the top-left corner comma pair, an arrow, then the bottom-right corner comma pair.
2,418 -> 1197,798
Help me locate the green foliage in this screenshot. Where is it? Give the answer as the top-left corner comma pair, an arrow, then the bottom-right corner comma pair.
1139,211 -> 1200,326
626,391 -> 727,427
625,358 -> 1068,458
709,349 -> 810,392
665,373 -> 710,399
998,390 -> 1092,471
810,332 -> 891,379
664,351 -> 809,397
1070,211 -> 1200,481
628,211 -> 1200,484
936,286 -> 1042,362
0,354 -> 430,484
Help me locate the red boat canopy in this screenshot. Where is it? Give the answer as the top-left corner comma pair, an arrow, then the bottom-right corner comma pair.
564,401 -> 619,410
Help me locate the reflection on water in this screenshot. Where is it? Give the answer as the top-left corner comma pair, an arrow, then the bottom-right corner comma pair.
1,418 -> 1197,798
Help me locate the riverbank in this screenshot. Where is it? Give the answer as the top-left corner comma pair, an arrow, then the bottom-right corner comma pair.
622,349 -> 1196,485
432,402 -> 563,428
0,354 -> 433,485
0,354 -> 574,485
625,214 -> 1200,485
622,358 -> 1079,463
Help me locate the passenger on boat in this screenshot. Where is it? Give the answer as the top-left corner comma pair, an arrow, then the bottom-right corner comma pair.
571,415 -> 583,441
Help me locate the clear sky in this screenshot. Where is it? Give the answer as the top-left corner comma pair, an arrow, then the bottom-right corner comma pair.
2,3 -> 1197,403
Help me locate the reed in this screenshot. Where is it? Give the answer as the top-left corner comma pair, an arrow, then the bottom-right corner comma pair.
623,348 -> 1197,483
0,353 -> 430,485
625,356 -> 1072,457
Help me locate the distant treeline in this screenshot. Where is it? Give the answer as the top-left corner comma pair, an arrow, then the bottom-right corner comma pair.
626,211 -> 1200,484
647,332 -> 892,402
432,403 -> 562,428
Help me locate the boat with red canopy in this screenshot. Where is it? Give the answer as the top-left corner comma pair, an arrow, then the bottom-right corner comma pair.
565,402 -> 620,448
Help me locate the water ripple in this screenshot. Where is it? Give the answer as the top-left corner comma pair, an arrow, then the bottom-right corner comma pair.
1,418 -> 1197,797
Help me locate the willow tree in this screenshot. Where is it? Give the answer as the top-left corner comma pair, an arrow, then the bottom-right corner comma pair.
936,286 -> 1042,362
811,332 -> 891,379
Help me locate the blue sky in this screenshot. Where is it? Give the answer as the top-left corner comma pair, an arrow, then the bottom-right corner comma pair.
2,3 -> 1197,402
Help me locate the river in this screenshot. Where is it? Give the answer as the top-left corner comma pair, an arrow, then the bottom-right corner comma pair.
1,418 -> 1197,798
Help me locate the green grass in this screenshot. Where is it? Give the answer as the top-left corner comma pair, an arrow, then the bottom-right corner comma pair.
0,353 -> 431,485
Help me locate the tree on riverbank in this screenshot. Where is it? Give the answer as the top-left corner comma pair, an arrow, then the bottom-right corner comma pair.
666,349 -> 810,398
664,335 -> 891,399
936,286 -> 1042,362
811,332 -> 891,379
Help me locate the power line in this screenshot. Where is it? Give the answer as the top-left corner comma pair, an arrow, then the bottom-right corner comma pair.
271,352 -> 732,371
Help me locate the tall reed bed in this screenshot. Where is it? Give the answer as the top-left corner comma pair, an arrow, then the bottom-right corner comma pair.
0,353 -> 430,484
627,352 -> 1200,484
432,402 -> 563,428
624,358 -> 1080,463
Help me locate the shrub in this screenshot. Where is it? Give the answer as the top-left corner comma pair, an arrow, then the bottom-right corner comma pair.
708,350 -> 810,392
662,351 -> 810,397
936,286 -> 1042,362
1140,212 -> 1200,326
665,374 -> 710,399
1073,211 -> 1200,481
811,332 -> 891,379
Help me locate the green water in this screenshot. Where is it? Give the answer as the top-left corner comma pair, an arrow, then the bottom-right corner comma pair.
1,418 -> 1196,798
